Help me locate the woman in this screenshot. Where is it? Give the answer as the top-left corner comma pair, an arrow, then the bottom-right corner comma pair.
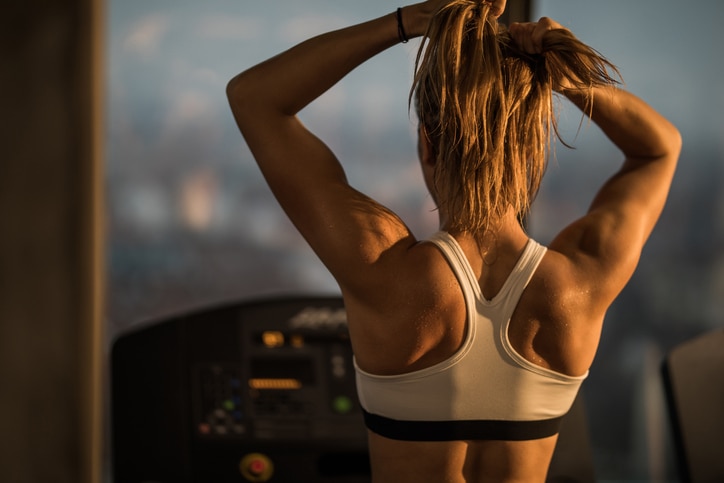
227,1 -> 680,481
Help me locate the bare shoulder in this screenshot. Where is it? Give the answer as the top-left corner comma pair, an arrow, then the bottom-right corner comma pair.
509,247 -> 608,376
549,211 -> 643,311
346,240 -> 467,375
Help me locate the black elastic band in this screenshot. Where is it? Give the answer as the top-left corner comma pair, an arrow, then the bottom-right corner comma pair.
362,409 -> 564,442
396,8 -> 409,43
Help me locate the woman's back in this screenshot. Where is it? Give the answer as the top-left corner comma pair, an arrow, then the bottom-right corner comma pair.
349,224 -> 566,482
367,434 -> 558,483
348,216 -> 595,380
348,218 -> 593,482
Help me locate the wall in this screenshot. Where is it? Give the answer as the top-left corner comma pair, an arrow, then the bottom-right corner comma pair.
0,1 -> 104,482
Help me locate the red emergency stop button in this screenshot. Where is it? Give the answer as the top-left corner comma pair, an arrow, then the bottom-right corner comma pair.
240,453 -> 274,481
248,458 -> 265,475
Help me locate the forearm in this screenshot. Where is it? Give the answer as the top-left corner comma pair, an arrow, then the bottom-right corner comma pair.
562,86 -> 681,161
227,3 -> 431,119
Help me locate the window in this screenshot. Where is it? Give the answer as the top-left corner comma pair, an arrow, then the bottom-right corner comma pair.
107,1 -> 723,479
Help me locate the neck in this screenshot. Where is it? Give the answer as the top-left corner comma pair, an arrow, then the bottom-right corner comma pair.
440,209 -> 527,251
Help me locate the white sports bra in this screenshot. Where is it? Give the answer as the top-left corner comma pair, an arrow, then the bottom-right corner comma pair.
354,231 -> 587,441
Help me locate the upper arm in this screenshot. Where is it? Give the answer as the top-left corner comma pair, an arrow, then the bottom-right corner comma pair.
227,80 -> 415,295
549,147 -> 680,309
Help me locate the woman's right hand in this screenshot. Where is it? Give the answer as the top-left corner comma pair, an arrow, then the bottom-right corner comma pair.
508,16 -> 582,92
508,17 -> 568,54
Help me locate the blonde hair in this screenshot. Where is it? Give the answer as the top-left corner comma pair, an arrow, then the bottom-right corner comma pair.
412,1 -> 619,234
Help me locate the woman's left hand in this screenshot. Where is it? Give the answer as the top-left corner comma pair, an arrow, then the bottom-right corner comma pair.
408,0 -> 507,37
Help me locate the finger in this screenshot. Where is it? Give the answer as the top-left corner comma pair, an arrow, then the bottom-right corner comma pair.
530,24 -> 547,53
538,16 -> 565,31
509,22 -> 539,54
531,17 -> 567,51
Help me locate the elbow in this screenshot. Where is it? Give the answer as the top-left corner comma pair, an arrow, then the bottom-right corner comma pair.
226,72 -> 280,128
641,121 -> 682,166
226,72 -> 264,128
666,123 -> 683,158
226,74 -> 248,120
225,76 -> 238,103
660,119 -> 683,161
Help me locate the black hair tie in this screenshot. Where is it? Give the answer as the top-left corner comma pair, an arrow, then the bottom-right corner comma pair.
396,7 -> 409,43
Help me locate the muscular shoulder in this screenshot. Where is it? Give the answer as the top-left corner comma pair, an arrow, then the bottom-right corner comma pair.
345,240 -> 466,375
548,211 -> 643,309
345,239 -> 458,310
510,249 -> 607,376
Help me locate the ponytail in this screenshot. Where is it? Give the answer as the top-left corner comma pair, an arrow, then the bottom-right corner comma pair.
412,3 -> 619,234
